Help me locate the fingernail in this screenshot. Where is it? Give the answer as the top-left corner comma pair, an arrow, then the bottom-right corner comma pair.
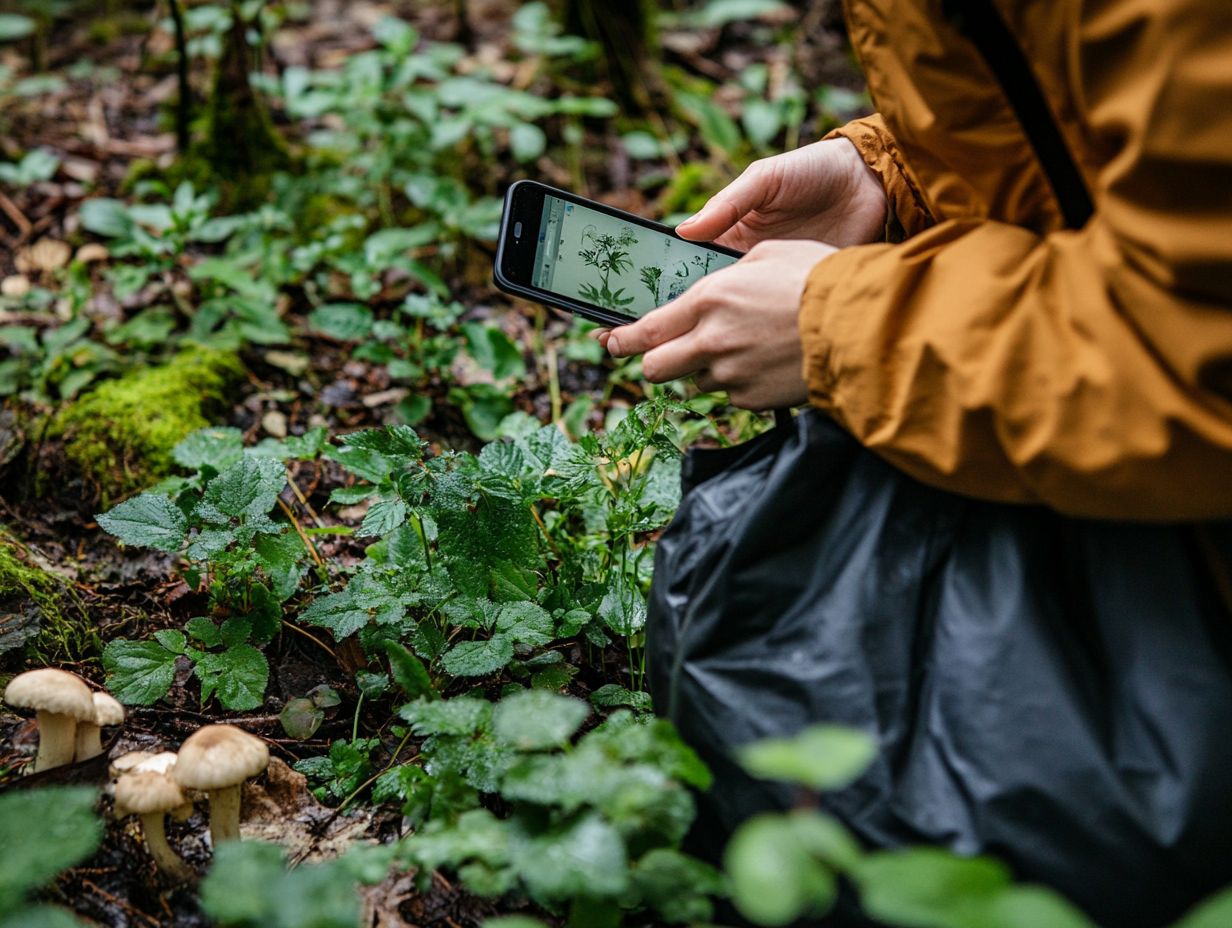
678,212 -> 698,227
607,334 -> 621,355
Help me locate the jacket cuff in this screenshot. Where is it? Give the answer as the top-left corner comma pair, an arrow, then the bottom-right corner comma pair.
797,243 -> 893,415
825,115 -> 934,240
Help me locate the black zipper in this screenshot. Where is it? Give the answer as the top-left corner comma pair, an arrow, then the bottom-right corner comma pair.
943,0 -> 1095,230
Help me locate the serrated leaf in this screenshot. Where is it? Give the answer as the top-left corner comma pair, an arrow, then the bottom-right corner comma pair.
102,638 -> 178,705
201,456 -> 287,520
400,696 -> 491,736
493,690 -> 589,750
96,493 -> 187,552
153,629 -> 186,653
494,602 -> 554,647
78,198 -> 131,237
519,814 -> 628,900
359,497 -> 408,537
309,303 -> 374,341
440,637 -> 514,677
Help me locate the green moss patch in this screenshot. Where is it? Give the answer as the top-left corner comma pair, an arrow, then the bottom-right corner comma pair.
52,348 -> 244,503
0,529 -> 93,662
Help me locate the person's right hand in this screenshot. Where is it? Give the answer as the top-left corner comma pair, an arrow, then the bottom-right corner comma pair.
675,138 -> 887,251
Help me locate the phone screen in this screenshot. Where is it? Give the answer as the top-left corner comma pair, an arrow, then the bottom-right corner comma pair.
530,194 -> 739,319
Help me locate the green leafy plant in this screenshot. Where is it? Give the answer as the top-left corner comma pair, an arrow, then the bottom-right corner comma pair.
0,787 -> 102,927
391,691 -> 722,926
96,428 -> 318,710
199,839 -> 390,928
577,226 -> 636,310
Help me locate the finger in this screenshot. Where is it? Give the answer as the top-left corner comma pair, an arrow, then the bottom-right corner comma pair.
694,370 -> 721,393
676,162 -> 770,242
591,329 -> 611,347
606,286 -> 705,357
641,332 -> 710,383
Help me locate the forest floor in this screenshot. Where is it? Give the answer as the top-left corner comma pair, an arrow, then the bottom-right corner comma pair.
0,1 -> 864,924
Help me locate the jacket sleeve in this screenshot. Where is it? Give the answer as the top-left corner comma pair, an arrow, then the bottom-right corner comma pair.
824,115 -> 935,240
799,16 -> 1232,520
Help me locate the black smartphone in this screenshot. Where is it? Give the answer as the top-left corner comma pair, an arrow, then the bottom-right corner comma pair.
493,180 -> 743,327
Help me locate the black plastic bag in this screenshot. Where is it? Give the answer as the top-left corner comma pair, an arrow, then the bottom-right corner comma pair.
648,409 -> 1232,927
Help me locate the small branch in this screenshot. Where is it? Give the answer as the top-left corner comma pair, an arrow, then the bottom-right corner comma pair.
167,0 -> 191,153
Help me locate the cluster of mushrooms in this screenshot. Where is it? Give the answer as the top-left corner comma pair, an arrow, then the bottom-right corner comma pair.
4,668 -> 270,881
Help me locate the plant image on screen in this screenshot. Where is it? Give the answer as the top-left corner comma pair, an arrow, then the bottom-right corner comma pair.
577,225 -> 638,310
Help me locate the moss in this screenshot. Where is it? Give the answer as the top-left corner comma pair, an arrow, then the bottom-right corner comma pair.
0,529 -> 95,663
51,348 -> 244,503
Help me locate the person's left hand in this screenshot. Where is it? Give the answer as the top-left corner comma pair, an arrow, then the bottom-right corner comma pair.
600,239 -> 836,410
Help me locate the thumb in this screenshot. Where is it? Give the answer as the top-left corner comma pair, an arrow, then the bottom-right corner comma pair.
676,164 -> 770,242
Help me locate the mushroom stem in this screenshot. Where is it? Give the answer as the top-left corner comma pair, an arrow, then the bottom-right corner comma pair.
75,722 -> 103,761
33,711 -> 77,772
139,811 -> 193,882
206,784 -> 242,844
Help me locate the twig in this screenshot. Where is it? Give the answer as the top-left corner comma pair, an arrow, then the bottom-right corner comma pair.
286,472 -> 326,528
276,495 -> 325,569
281,620 -> 337,659
0,191 -> 31,238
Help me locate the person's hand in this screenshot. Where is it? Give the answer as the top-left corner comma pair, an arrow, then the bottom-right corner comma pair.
675,138 -> 886,251
601,240 -> 836,409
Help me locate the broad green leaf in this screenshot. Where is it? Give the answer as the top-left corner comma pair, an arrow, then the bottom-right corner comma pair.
982,886 -> 1098,928
518,814 -> 628,900
153,628 -> 187,653
493,690 -> 589,750
1165,886 -> 1232,928
400,696 -> 492,736
854,849 -> 1011,928
0,787 -> 102,912
309,303 -> 374,341
201,456 -> 286,520
742,97 -> 782,147
494,602 -> 554,647
102,638 -> 179,704
0,905 -> 86,928
630,848 -> 724,924
196,644 -> 269,711
78,198 -> 131,237
462,323 -> 526,381
509,123 -> 546,163
589,684 -> 652,712
173,426 -> 245,471
96,493 -> 187,552
280,697 -> 325,740
440,636 -> 515,677
724,814 -> 837,925
359,497 -> 408,537
0,14 -> 35,41
738,724 -> 876,791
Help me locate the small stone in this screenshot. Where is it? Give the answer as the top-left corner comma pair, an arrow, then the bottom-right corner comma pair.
263,350 -> 310,377
262,410 -> 288,438
1,276 -> 31,298
16,239 -> 71,274
74,243 -> 109,264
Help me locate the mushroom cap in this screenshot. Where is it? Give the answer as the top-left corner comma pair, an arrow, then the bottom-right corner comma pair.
92,691 -> 125,727
114,771 -> 186,817
4,669 -> 94,720
172,725 -> 268,791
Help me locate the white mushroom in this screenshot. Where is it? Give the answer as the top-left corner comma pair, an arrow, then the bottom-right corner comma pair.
4,669 -> 95,771
114,771 -> 193,881
75,691 -> 125,761
111,751 -> 192,820
172,725 -> 269,844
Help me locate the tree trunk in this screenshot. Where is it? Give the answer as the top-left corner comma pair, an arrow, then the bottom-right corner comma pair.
559,0 -> 659,112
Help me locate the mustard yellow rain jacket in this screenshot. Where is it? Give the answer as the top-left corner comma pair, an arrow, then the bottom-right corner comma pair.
800,0 -> 1232,520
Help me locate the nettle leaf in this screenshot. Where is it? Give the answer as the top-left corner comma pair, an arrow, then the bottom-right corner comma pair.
186,617 -> 223,647
253,531 -> 308,602
359,497 -> 408,537
494,602 -> 554,647
0,787 -> 102,913
517,813 -> 628,901
1175,886 -> 1232,928
441,637 -> 515,677
598,574 -> 646,636
102,638 -> 179,705
493,690 -> 589,751
400,696 -> 492,737
201,456 -> 287,520
173,426 -> 245,471
96,493 -> 187,552
738,724 -> 876,792
590,684 -> 652,713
